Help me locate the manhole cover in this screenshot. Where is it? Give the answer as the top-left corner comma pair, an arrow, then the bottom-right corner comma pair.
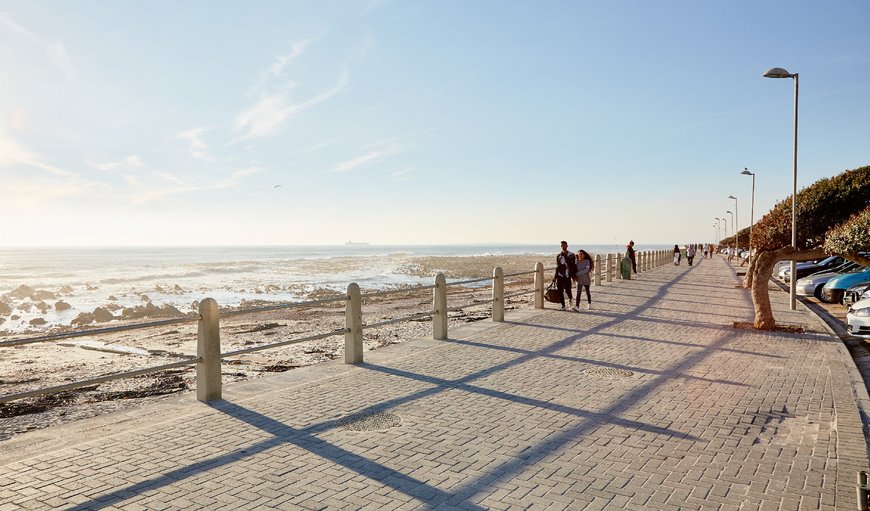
338,411 -> 402,431
583,367 -> 634,379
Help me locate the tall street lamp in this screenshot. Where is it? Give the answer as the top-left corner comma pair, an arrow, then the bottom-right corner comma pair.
714,218 -> 721,245
764,66 -> 799,310
728,195 -> 739,256
726,210 -> 734,242
741,168 -> 756,267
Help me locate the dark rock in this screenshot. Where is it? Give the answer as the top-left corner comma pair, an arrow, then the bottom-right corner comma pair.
29,318 -> 47,326
93,307 -> 115,323
0,302 -> 11,315
55,301 -> 72,312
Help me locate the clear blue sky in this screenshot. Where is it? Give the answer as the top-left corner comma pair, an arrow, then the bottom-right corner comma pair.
1,0 -> 868,246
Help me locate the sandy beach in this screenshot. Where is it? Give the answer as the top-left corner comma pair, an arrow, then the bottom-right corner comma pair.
0,255 -> 547,441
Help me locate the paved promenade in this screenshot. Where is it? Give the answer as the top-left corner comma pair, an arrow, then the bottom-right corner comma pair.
2,256 -> 868,510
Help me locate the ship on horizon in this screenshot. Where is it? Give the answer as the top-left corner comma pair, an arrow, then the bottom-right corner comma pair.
345,241 -> 370,245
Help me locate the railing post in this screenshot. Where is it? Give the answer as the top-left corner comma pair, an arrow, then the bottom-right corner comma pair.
197,298 -> 221,402
345,283 -> 363,364
492,267 -> 504,322
643,252 -> 649,272
534,262 -> 544,309
606,254 -> 613,282
433,273 -> 448,340
637,252 -> 643,273
617,252 -> 623,279
594,255 -> 602,286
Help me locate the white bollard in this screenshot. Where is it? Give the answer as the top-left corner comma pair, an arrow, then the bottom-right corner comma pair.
606,254 -> 613,282
492,267 -> 504,322
534,262 -> 544,309
594,254 -> 602,286
345,283 -> 363,364
433,273 -> 448,340
197,298 -> 222,402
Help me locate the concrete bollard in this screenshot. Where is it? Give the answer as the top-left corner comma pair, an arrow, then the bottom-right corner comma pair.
606,254 -> 613,282
492,267 -> 504,322
534,262 -> 544,309
197,298 -> 222,402
433,273 -> 448,340
345,283 -> 363,364
594,254 -> 602,286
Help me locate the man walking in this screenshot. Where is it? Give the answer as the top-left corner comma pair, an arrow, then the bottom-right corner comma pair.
555,241 -> 576,310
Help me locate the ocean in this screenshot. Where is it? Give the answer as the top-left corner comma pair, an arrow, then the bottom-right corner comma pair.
0,244 -> 670,334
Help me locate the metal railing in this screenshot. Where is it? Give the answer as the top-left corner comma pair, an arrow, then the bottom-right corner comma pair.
1,250 -> 673,405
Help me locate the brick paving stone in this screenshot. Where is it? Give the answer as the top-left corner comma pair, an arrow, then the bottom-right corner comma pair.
0,256 -> 868,509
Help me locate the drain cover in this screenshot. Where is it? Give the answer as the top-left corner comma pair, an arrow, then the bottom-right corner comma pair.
583,367 -> 634,378
338,411 -> 402,431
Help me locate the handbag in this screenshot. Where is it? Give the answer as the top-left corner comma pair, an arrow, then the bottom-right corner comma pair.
544,278 -> 562,303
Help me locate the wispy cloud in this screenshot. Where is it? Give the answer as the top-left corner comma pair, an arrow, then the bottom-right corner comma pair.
89,155 -> 145,171
0,12 -> 73,79
391,167 -> 415,182
176,128 -> 213,161
332,150 -> 386,173
215,167 -> 261,189
0,130 -> 77,177
235,71 -> 351,141
268,40 -> 310,78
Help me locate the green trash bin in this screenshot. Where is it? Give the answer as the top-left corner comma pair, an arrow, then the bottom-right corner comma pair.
620,257 -> 632,280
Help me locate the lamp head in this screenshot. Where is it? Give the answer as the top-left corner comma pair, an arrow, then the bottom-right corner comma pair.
728,195 -> 737,200
763,67 -> 794,78
726,210 -> 732,214
741,169 -> 754,176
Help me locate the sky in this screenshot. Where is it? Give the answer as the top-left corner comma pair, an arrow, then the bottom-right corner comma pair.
1,0 -> 868,247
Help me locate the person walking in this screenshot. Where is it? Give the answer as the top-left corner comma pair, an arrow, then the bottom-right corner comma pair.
673,244 -> 681,265
686,244 -> 695,266
573,249 -> 593,311
626,240 -> 637,274
555,241 -> 576,310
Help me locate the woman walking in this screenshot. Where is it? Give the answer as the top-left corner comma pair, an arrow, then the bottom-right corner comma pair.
573,249 -> 593,311
673,244 -> 681,266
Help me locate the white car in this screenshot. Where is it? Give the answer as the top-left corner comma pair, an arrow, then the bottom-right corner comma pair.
847,297 -> 870,337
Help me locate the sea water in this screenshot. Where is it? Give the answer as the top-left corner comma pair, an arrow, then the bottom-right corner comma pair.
0,244 -> 670,333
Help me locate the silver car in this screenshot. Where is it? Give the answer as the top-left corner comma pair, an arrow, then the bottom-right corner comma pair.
795,261 -> 861,299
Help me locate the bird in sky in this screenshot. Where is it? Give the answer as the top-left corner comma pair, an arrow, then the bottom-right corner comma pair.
274,184 -> 281,188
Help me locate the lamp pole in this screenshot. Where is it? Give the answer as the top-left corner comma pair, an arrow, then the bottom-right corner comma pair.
726,211 -> 733,242
764,67 -> 798,310
728,195 -> 739,256
741,168 -> 756,267
714,218 -> 720,245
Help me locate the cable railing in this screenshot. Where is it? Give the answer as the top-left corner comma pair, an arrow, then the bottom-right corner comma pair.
0,250 -> 673,406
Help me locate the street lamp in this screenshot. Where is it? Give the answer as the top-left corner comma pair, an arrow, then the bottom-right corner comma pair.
726,210 -> 734,242
714,218 -> 721,245
764,66 -> 799,310
728,195 -> 739,257
741,168 -> 756,267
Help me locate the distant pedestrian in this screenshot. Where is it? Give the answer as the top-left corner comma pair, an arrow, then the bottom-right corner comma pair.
686,245 -> 695,266
626,240 -> 637,274
555,241 -> 576,310
673,244 -> 681,265
703,245 -> 709,258
573,250 -> 593,311
727,245 -> 734,263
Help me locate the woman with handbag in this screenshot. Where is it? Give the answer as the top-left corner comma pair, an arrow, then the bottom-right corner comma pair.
554,241 -> 576,310
573,250 -> 593,311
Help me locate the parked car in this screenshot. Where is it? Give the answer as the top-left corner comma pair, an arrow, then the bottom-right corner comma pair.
821,267 -> 870,303
778,256 -> 845,283
795,261 -> 862,300
847,297 -> 870,337
843,282 -> 870,306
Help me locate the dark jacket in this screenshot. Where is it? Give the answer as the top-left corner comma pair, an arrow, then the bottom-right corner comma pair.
556,251 -> 577,279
